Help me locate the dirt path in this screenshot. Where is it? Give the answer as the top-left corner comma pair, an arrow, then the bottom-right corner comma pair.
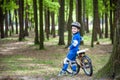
0,35 -> 112,80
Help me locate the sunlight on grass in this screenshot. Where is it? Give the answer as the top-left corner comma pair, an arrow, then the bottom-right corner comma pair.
0,31 -> 112,79
88,53 -> 110,74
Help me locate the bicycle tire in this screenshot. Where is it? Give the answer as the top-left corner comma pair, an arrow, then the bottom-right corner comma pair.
81,55 -> 93,76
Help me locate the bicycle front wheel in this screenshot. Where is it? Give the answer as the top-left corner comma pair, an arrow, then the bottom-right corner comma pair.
81,55 -> 93,76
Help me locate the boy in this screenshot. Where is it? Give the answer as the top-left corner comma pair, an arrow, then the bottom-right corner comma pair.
58,22 -> 82,76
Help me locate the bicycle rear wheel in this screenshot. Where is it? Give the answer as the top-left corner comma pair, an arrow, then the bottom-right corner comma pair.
81,55 -> 93,76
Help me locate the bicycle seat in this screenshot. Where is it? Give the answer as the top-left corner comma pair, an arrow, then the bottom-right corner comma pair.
77,49 -> 88,55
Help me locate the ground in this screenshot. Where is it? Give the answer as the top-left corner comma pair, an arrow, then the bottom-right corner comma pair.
0,33 -> 112,80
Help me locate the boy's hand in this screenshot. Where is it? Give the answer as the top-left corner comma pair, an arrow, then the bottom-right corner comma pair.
68,47 -> 70,50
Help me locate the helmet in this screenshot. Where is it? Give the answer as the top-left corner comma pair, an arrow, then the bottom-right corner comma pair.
71,22 -> 81,29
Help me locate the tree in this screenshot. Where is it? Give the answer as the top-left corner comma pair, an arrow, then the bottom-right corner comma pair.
24,0 -> 29,36
51,11 -> 56,38
67,0 -> 73,47
110,0 -> 113,44
103,0 -> 109,38
44,8 -> 50,40
95,0 -> 120,79
58,0 -> 65,45
0,0 -> 4,38
39,0 -> 44,49
76,0 -> 83,36
91,0 -> 102,47
33,0 -> 39,44
18,0 -> 25,41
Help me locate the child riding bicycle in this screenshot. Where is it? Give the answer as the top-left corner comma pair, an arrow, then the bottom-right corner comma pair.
58,22 -> 82,76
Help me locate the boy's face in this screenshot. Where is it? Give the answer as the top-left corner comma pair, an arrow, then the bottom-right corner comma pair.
72,26 -> 79,34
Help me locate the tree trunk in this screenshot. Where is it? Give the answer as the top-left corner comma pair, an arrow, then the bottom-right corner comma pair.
5,10 -> 9,37
58,0 -> 65,45
86,14 -> 89,33
77,0 -> 83,36
67,0 -> 73,47
18,0 -> 25,41
103,0 -> 109,38
92,0 -> 100,43
83,0 -> 85,34
95,0 -> 120,79
14,0 -> 19,34
101,13 -> 104,34
25,0 -> 29,36
45,9 -> 50,40
14,9 -> 18,34
77,0 -> 84,45
0,1 -> 4,38
51,11 -> 56,38
39,0 -> 44,49
110,0 -> 113,44
33,0 -> 39,44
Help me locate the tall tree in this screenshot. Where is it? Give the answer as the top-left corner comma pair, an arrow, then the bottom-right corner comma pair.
14,9 -> 18,34
33,0 -> 39,44
18,0 -> 25,41
67,0 -> 73,46
44,8 -> 50,40
0,0 -> 4,38
51,11 -> 56,38
91,0 -> 102,47
76,0 -> 83,36
24,0 -> 29,36
110,0 -> 113,44
5,10 -> 9,37
39,0 -> 44,49
103,0 -> 109,38
58,0 -> 65,45
95,0 -> 120,79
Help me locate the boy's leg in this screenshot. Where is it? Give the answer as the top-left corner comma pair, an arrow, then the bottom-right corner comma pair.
62,58 -> 69,71
70,61 -> 77,75
58,58 -> 69,76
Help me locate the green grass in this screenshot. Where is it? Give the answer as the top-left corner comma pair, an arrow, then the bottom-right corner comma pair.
88,53 -> 110,74
0,32 -> 112,79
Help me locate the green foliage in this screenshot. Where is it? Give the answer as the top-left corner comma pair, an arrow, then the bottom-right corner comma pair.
43,0 -> 60,13
86,0 -> 93,17
1,0 -> 18,13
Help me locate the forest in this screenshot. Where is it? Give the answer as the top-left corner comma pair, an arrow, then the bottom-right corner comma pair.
0,0 -> 120,80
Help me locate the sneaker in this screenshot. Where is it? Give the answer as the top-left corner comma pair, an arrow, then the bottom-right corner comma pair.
70,71 -> 77,76
58,70 -> 66,76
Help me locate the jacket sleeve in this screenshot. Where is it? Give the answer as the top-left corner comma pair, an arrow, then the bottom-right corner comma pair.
69,37 -> 79,50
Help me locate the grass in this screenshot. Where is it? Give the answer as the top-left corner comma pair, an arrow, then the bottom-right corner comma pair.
0,32 -> 112,79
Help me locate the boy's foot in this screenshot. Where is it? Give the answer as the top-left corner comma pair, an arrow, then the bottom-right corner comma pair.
70,71 -> 77,76
58,70 -> 66,76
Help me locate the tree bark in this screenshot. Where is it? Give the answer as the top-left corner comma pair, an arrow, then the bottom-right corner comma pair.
5,10 -> 9,37
103,0 -> 108,38
14,0 -> 19,34
110,0 -> 113,44
45,9 -> 50,40
58,0 -> 65,45
25,0 -> 29,36
18,0 -> 25,41
51,11 -> 56,38
33,0 -> 39,44
67,0 -> 73,47
39,0 -> 44,49
0,0 -> 4,38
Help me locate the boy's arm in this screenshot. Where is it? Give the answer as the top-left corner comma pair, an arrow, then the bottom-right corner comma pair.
69,39 -> 78,50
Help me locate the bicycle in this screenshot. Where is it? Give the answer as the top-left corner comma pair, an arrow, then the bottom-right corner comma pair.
66,49 -> 93,76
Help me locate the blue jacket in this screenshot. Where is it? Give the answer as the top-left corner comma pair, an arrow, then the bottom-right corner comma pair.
67,32 -> 82,60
